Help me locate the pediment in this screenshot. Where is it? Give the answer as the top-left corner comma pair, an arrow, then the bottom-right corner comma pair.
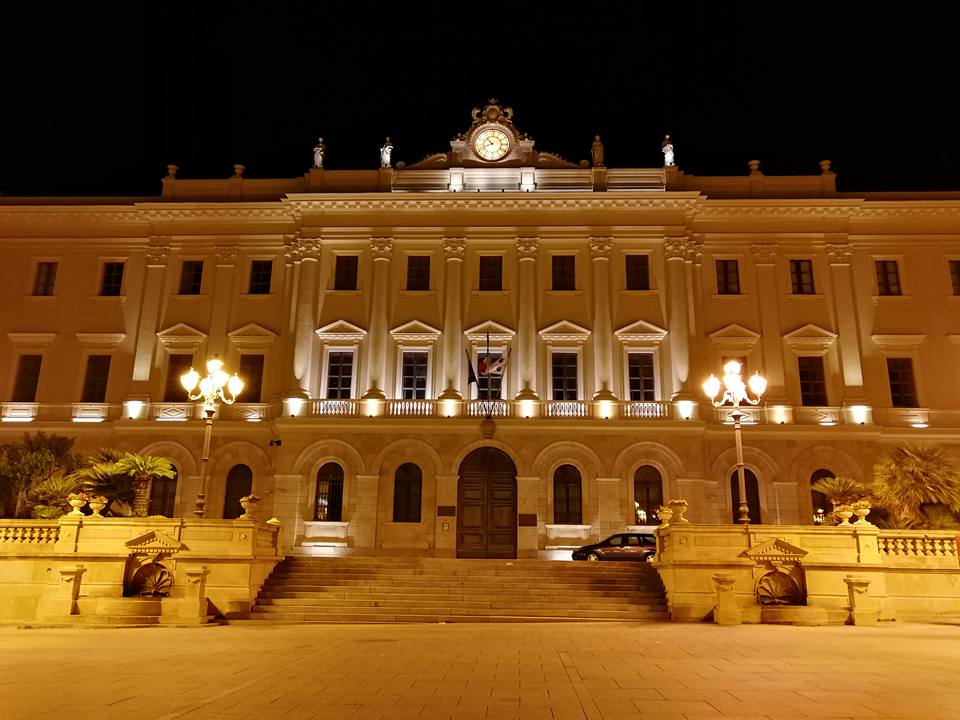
615,320 -> 668,347
539,320 -> 591,345
228,323 -> 277,349
871,334 -> 926,351
390,320 -> 442,344
315,320 -> 367,343
740,537 -> 808,563
708,324 -> 760,351
783,324 -> 837,354
125,530 -> 186,557
464,320 -> 516,345
76,333 -> 126,348
7,332 -> 57,346
156,323 -> 206,350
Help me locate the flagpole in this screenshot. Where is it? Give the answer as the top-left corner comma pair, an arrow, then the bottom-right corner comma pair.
485,331 -> 491,420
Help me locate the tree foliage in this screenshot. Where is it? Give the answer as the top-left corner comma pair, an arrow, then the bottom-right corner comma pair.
0,433 -> 78,518
871,444 -> 960,528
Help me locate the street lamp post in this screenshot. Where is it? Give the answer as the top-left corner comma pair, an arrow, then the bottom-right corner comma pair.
181,357 -> 244,518
703,360 -> 767,524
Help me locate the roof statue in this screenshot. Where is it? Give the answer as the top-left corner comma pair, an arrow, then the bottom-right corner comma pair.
380,137 -> 393,168
313,137 -> 325,168
662,135 -> 675,167
592,135 -> 604,167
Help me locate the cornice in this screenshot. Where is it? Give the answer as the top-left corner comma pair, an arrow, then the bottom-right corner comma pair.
286,195 -> 700,213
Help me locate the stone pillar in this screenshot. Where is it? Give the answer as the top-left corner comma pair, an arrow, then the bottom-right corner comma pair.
515,238 -> 539,398
589,237 -> 615,400
434,474 -> 459,558
292,236 -> 322,396
686,236 -> 706,399
281,237 -> 302,396
712,573 -> 742,625
180,565 -> 210,619
351,474 -> 380,549
843,575 -> 878,626
207,245 -> 239,358
271,473 -> 304,548
826,242 -> 866,402
664,236 -> 693,398
37,564 -> 85,619
440,238 -> 466,398
751,244 -> 787,402
516,475 -> 540,558
362,238 -> 393,400
595,477 -> 624,539
130,243 -> 170,396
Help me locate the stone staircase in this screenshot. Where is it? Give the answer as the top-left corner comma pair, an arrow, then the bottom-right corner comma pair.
250,556 -> 669,623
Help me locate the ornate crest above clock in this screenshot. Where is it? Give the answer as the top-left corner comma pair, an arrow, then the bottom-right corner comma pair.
399,100 -> 583,170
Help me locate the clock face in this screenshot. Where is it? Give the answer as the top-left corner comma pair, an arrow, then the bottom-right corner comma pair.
474,128 -> 510,161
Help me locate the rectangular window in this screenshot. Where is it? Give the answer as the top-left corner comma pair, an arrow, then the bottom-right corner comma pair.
797,356 -> 828,406
627,353 -> 656,401
12,355 -> 42,402
552,256 -> 576,291
249,260 -> 273,294
100,262 -> 125,296
950,260 -> 960,295
393,468 -> 422,523
178,260 -> 204,295
789,259 -> 815,295
334,256 -> 358,291
401,352 -> 429,399
475,351 -> 503,399
164,354 -> 194,402
875,260 -> 901,296
551,352 -> 578,401
625,255 -> 650,291
887,357 -> 918,407
81,355 -> 111,403
478,256 -> 503,291
238,354 -> 264,403
32,262 -> 58,296
325,351 -> 354,399
553,473 -> 582,525
715,259 -> 740,295
406,256 -> 430,291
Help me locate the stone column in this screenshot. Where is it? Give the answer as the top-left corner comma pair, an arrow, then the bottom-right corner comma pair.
292,236 -> 322,397
440,238 -> 466,398
207,245 -> 239,358
664,236 -> 693,398
589,237 -> 615,400
515,238 -> 539,398
130,243 -> 170,396
751,244 -> 787,402
281,236 -> 302,396
826,242 -> 866,402
362,238 -> 393,400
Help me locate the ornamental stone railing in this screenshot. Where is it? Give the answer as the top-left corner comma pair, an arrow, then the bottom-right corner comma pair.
877,531 -> 958,561
0,521 -> 60,546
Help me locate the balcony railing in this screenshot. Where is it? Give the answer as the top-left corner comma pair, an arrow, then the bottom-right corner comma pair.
465,400 -> 513,418
623,401 -> 672,419
386,399 -> 436,417
542,401 -> 591,418
310,399 -> 359,416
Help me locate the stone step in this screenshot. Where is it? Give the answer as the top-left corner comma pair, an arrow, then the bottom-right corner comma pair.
263,580 -> 658,593
255,596 -> 665,610
258,589 -> 665,601
251,605 -> 667,621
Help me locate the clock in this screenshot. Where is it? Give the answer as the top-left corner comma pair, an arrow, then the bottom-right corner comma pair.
474,128 -> 510,161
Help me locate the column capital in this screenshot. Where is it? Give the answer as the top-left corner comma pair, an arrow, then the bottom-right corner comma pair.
214,245 -> 240,266
750,243 -> 778,265
370,236 -> 394,261
284,233 -> 322,262
515,236 -> 539,260
145,243 -> 171,268
589,236 -> 613,259
443,237 -> 466,260
826,242 -> 853,265
664,234 -> 701,262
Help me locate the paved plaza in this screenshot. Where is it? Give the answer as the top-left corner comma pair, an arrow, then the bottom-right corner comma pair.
2,621 -> 959,720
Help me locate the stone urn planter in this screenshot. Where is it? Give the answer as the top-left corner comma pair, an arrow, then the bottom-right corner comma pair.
66,496 -> 87,516
656,506 -> 673,528
852,503 -> 873,525
668,498 -> 690,523
238,494 -> 262,520
87,498 -> 107,517
835,506 -> 855,525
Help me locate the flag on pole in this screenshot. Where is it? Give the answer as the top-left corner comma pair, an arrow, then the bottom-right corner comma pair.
485,346 -> 510,376
465,348 -> 479,387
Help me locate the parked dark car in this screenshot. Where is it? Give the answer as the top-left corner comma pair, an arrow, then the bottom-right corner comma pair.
572,533 -> 657,562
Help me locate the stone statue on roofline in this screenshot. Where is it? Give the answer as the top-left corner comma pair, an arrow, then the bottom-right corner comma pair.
591,135 -> 604,167
380,137 -> 394,168
662,135 -> 675,167
313,137 -> 325,168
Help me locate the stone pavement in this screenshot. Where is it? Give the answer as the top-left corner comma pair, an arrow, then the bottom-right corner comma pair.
1,621 -> 959,720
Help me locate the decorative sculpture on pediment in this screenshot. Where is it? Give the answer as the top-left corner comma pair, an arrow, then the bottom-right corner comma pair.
443,237 -> 466,260
214,245 -> 240,265
515,237 -> 539,260
145,244 -> 171,267
589,236 -> 613,259
751,244 -> 778,265
370,237 -> 394,260
472,99 -> 514,126
826,242 -> 853,265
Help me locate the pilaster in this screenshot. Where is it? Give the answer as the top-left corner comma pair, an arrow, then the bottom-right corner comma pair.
514,238 -> 539,398
440,238 -> 466,398
589,237 -> 615,400
130,242 -> 170,395
363,238 -> 393,399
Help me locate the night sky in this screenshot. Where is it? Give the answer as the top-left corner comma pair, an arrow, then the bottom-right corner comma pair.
3,3 -> 958,197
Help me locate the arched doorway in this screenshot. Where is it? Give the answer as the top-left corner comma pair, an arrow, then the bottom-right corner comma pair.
223,464 -> 253,519
729,469 -> 761,524
457,447 -> 517,559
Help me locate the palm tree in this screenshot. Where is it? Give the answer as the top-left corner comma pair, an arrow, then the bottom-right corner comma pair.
871,444 -> 960,527
29,474 -> 93,518
66,448 -> 130,514
811,475 -> 870,507
114,453 -> 176,516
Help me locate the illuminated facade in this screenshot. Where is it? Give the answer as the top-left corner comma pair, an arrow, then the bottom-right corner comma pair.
1,102 -> 959,557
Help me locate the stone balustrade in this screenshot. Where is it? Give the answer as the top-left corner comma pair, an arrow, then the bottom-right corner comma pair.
877,531 -> 958,562
0,521 -> 60,547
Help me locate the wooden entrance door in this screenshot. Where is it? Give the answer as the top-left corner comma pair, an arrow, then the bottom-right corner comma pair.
457,447 -> 517,559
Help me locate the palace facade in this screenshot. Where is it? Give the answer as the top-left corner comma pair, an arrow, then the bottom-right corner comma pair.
2,102 -> 959,557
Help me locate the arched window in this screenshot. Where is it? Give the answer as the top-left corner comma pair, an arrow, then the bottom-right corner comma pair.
149,467 -> 178,517
810,468 -> 834,525
553,464 -> 582,525
314,463 -> 344,521
633,465 -> 663,525
393,463 -> 422,523
223,464 -> 253,519
730,469 -> 761,524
